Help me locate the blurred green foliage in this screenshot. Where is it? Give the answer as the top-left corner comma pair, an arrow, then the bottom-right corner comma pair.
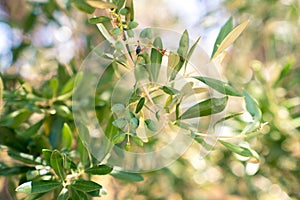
0,0 -> 299,200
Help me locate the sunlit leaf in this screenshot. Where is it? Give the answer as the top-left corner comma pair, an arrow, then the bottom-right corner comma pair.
42,149 -> 52,165
49,78 -> 59,97
184,36 -> 201,69
213,112 -> 244,128
243,90 -> 262,121
110,171 -> 144,182
193,76 -> 242,96
88,16 -> 112,24
194,136 -> 214,150
61,123 -> 73,149
71,180 -> 102,192
16,181 -> 61,194
169,30 -> 189,81
211,17 -> 233,58
50,150 -> 66,180
150,37 -> 163,82
219,140 -> 259,161
85,165 -> 113,175
212,20 -> 249,59
177,29 -> 189,58
87,0 -> 117,9
180,96 -> 228,119
167,52 -> 180,79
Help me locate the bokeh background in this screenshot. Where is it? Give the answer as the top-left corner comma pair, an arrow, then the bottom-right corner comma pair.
0,0 -> 299,199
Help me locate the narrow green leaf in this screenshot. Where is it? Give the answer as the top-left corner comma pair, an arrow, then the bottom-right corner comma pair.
71,188 -> 88,200
70,0 -> 95,14
16,181 -> 61,194
177,29 -> 189,58
219,140 -> 259,161
42,149 -> 52,165
150,37 -> 163,82
21,119 -> 43,139
78,137 -> 90,167
1,109 -> 32,129
0,166 -> 33,176
211,17 -> 233,58
167,52 -> 180,79
71,180 -> 102,192
57,188 -> 70,200
275,59 -> 293,86
193,76 -> 242,96
212,20 -> 249,59
60,72 -> 83,95
49,78 -> 59,97
85,165 -> 113,175
112,132 -> 126,144
61,123 -> 73,149
135,97 -> 145,113
169,30 -> 189,81
8,150 -> 43,165
180,96 -> 228,119
88,16 -> 112,24
160,86 -> 180,95
243,90 -> 262,121
86,189 -> 101,197
184,36 -> 201,69
194,136 -> 214,150
50,150 -> 66,180
213,112 -> 244,128
125,0 -> 134,22
176,103 -> 180,120
110,171 -> 144,182
63,154 -> 77,170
